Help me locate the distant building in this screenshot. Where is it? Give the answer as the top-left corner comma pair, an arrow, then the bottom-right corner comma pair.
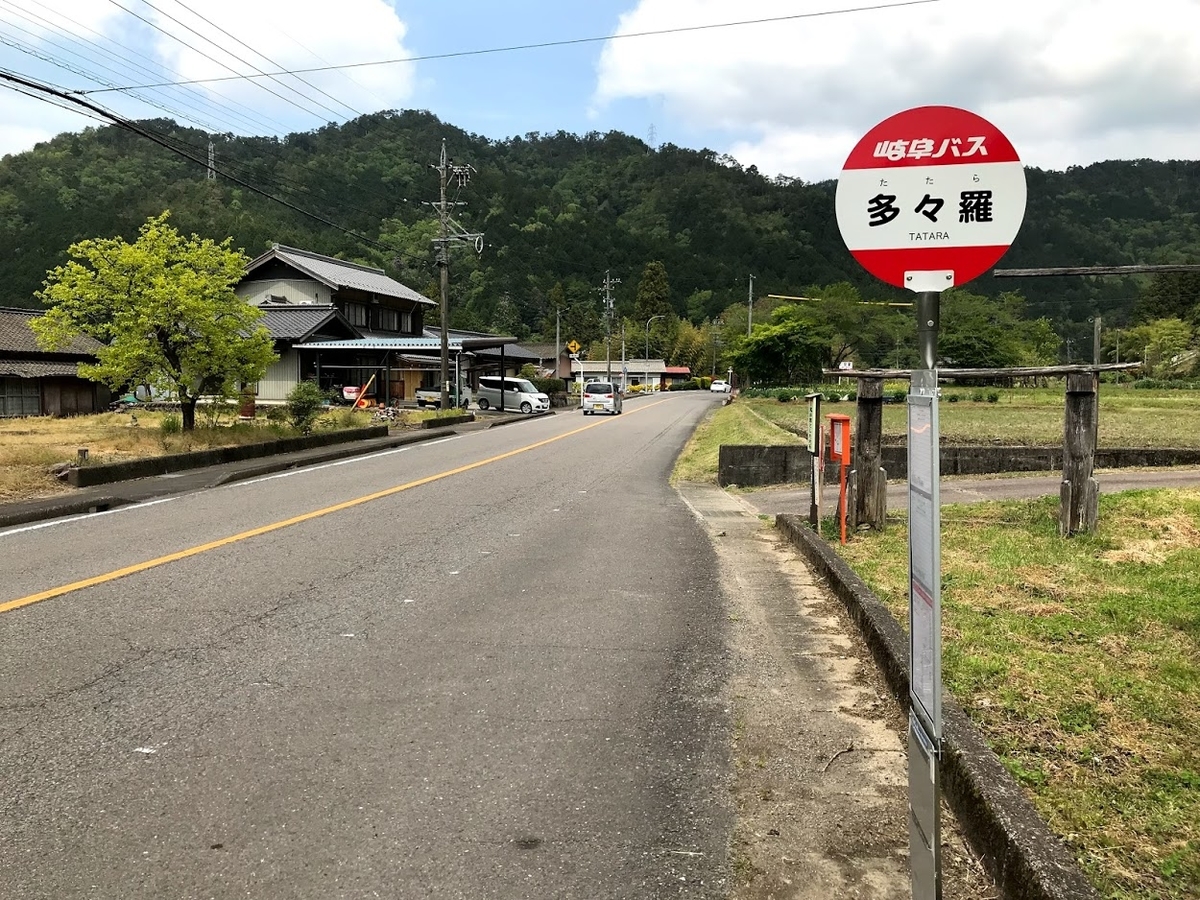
236,245 -> 540,403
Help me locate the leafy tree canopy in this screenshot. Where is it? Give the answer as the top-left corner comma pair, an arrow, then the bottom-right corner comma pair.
33,212 -> 277,430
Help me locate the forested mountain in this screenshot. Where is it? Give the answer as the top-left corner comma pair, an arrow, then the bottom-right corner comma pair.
2,109 -> 1198,354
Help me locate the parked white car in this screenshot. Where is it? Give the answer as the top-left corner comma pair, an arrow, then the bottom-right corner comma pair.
475,376 -> 549,414
710,379 -> 731,393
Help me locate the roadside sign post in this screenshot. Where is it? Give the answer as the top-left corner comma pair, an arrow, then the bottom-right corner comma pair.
836,105 -> 1026,900
805,393 -> 823,529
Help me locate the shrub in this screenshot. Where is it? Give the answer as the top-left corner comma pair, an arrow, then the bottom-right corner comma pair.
987,391 -> 1000,403
891,389 -> 907,403
777,390 -> 792,402
528,375 -> 562,395
159,413 -> 182,435
287,381 -> 326,433
946,393 -> 960,403
971,390 -> 986,402
265,405 -> 288,425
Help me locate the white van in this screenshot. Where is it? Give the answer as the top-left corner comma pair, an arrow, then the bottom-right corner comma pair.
474,376 -> 550,414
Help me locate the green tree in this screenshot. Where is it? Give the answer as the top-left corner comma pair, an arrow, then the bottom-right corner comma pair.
1135,273 -> 1200,326
33,212 -> 276,430
1124,317 -> 1194,376
937,290 -> 1028,369
729,304 -> 829,385
633,260 -> 671,322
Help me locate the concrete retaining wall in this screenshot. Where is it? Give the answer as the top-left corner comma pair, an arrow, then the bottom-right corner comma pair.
719,444 -> 1200,487
775,515 -> 1099,900
67,426 -> 390,487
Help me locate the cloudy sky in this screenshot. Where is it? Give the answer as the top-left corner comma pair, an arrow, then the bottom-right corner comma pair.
0,0 -> 1197,182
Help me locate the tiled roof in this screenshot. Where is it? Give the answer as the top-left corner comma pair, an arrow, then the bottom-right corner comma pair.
0,359 -> 82,378
520,343 -> 560,359
257,305 -> 360,341
245,245 -> 435,306
0,307 -> 104,356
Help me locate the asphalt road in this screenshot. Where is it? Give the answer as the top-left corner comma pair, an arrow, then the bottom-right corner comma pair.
1,393 -> 733,899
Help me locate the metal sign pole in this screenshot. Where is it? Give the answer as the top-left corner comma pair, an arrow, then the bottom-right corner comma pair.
806,393 -> 822,529
908,287 -> 943,900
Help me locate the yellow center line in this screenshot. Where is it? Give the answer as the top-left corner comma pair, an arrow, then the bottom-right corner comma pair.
0,398 -> 673,615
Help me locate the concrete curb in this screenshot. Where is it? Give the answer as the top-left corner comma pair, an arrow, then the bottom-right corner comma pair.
775,514 -> 1099,900
67,426 -> 392,487
0,430 -> 446,529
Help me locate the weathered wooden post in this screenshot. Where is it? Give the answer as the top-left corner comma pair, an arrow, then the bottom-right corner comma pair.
853,376 -> 887,530
1060,372 -> 1099,535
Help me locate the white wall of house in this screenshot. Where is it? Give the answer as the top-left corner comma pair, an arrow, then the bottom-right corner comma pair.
237,280 -> 331,306
257,349 -> 300,401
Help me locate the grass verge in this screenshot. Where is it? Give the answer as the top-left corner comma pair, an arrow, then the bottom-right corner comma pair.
671,400 -> 797,484
834,491 -> 1200,900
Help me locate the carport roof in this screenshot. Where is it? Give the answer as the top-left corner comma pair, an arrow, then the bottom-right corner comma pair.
296,334 -> 521,352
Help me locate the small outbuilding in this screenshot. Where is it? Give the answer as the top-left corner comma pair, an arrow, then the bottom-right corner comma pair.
0,306 -> 110,417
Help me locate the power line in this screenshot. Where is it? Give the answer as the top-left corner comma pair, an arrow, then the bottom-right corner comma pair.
96,0 -> 338,123
132,0 -> 356,121
0,0 -> 292,134
0,66 -> 393,252
164,0 -> 363,119
80,0 -> 942,93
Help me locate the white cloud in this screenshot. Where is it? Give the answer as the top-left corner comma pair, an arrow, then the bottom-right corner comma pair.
0,0 -> 417,155
148,0 -> 416,128
595,0 -> 1200,180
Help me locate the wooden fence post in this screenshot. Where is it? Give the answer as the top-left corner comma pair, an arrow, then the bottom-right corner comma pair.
853,377 -> 887,530
1060,372 -> 1100,536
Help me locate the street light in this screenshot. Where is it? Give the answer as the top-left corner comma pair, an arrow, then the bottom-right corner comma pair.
645,315 -> 666,392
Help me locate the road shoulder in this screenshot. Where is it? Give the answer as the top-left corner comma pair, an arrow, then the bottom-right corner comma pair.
677,482 -> 994,899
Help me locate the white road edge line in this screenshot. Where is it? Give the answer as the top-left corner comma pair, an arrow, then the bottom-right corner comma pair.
0,496 -> 177,538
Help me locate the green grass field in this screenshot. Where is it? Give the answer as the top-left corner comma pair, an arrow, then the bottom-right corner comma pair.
746,384 -> 1200,447
834,493 -> 1200,900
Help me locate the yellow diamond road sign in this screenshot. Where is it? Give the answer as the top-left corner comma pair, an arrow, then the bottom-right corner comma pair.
566,340 -> 580,353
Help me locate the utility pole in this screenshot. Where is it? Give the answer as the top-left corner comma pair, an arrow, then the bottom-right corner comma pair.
207,140 -> 215,180
599,270 -> 620,383
1065,337 -> 1074,364
1092,315 -> 1102,366
427,140 -> 483,409
747,273 -> 755,336
555,307 -> 561,383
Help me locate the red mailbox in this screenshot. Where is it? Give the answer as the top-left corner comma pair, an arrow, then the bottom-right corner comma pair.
826,413 -> 852,466
826,413 -> 852,544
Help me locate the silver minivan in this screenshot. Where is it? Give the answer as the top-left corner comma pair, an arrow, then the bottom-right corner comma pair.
582,381 -> 622,415
474,376 -> 550,414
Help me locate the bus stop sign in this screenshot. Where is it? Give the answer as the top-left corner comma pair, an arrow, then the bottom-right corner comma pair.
835,105 -> 1026,291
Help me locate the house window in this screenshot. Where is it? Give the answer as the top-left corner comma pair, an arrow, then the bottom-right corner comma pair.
345,303 -> 369,328
378,308 -> 399,332
0,377 -> 41,417
401,310 -> 413,333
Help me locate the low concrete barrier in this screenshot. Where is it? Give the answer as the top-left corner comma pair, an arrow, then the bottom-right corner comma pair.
719,444 -> 1200,487
422,413 -> 474,429
775,515 -> 1099,900
67,426 -> 390,487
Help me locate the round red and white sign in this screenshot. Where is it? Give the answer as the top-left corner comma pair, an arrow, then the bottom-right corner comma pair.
835,105 -> 1026,291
